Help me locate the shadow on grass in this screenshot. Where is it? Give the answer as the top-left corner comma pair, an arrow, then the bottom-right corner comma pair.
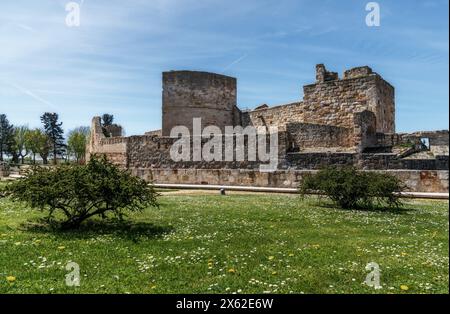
19,218 -> 174,242
313,199 -> 415,214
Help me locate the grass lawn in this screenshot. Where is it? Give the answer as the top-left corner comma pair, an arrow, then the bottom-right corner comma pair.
0,191 -> 448,294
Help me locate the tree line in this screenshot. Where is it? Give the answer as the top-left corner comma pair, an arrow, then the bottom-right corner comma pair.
0,113 -> 115,165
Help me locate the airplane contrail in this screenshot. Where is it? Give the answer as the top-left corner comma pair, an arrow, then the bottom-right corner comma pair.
223,54 -> 248,72
2,80 -> 59,110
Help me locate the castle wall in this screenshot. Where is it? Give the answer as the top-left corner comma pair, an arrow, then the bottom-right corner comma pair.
162,71 -> 238,136
244,108 -> 376,153
372,75 -> 395,133
144,129 -> 162,136
89,124 -> 288,171
285,152 -> 449,170
131,168 -> 449,193
377,130 -> 449,156
286,152 -> 357,168
88,115 -> 448,193
242,66 -> 394,136
103,124 -> 123,137
286,122 -> 353,151
302,66 -> 395,133
87,64 -> 447,194
94,137 -> 129,168
359,154 -> 449,170
353,110 -> 377,152
127,132 -> 287,169
242,102 -> 303,129
87,117 -> 128,167
401,130 -> 449,156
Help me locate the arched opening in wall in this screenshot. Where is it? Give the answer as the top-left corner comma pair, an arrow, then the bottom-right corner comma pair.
367,125 -> 376,136
365,124 -> 377,147
421,138 -> 430,150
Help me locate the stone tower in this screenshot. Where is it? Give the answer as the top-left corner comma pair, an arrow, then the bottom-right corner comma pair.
161,71 -> 239,136
303,65 -> 395,133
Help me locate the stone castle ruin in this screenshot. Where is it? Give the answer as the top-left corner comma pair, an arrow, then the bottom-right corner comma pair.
87,64 -> 449,193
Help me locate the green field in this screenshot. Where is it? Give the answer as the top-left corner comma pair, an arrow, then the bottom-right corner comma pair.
0,191 -> 448,294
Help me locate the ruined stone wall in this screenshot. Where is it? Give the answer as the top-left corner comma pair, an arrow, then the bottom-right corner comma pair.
286,122 -> 353,151
127,132 -> 287,169
88,120 -> 288,171
95,137 -> 129,167
103,124 -> 123,137
343,66 -> 373,79
316,64 -> 339,82
131,168 -> 449,193
92,136 -> 447,171
422,130 -> 450,147
377,130 -> 449,155
144,129 -> 162,136
243,65 -> 394,136
86,64 -> 447,193
360,154 -> 449,170
286,152 -> 356,168
162,71 -> 238,136
372,75 -> 395,133
353,110 -> 377,152
233,105 -> 243,126
87,116 -> 448,192
244,108 -> 375,153
88,137 -> 128,167
285,152 -> 449,171
402,131 -> 449,156
242,102 -> 303,130
302,66 -> 395,133
87,117 -> 128,167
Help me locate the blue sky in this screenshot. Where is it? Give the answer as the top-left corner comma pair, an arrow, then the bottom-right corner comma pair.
0,0 -> 448,135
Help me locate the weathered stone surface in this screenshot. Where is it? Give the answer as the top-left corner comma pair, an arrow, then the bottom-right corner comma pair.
144,129 -> 162,136
301,68 -> 395,133
103,124 -> 122,137
242,65 -> 394,134
86,64 -> 449,193
162,71 -> 240,136
343,66 -> 373,79
286,122 -> 353,151
353,110 -> 377,152
360,154 -> 449,170
316,64 -> 339,83
130,168 -> 449,193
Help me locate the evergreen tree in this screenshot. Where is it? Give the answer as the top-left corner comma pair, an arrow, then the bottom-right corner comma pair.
40,112 -> 66,165
101,114 -> 114,126
0,114 -> 14,161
